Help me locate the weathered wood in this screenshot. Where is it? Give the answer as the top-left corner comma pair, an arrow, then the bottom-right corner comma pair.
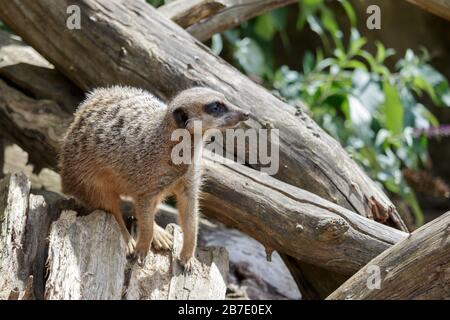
159,0 -> 226,29
0,78 -> 72,172
406,0 -> 450,22
328,211 -> 450,300
45,210 -> 228,300
44,210 -> 128,300
157,204 -> 301,299
201,152 -> 408,274
126,224 -> 228,300
0,32 -> 83,113
0,173 -> 49,299
187,0 -> 297,41
0,0 -> 407,231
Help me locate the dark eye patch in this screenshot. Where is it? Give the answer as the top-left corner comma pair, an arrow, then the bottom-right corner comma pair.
172,108 -> 189,128
204,102 -> 227,116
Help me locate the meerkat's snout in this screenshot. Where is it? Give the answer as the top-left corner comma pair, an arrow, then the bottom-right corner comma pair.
170,87 -> 251,132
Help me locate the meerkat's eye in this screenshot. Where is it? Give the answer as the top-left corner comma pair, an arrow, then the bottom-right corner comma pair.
204,102 -> 227,116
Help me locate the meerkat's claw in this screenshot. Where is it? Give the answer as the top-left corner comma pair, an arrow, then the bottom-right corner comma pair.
152,224 -> 173,251
179,255 -> 198,274
134,249 -> 148,267
125,238 -> 137,258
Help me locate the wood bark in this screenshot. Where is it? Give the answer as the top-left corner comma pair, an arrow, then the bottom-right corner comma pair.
0,0 -> 407,231
328,211 -> 450,300
406,0 -> 450,22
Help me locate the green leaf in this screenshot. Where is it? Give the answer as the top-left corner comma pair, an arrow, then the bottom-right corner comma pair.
234,38 -> 265,77
254,14 -> 276,41
382,81 -> 404,135
338,0 -> 357,27
303,52 -> 316,74
402,187 -> 425,227
210,34 -> 223,55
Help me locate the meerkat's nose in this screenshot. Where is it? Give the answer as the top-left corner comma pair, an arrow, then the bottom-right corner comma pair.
241,111 -> 250,121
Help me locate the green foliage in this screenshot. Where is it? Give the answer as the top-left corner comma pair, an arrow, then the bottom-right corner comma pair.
146,0 -> 165,7
0,20 -> 11,32
215,0 -> 450,226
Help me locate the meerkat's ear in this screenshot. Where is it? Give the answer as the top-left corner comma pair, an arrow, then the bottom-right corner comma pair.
173,108 -> 189,128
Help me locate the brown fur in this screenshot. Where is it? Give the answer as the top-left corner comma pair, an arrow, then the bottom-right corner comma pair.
59,86 -> 249,269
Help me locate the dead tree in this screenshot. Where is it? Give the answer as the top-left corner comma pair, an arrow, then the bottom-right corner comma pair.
328,211 -> 450,300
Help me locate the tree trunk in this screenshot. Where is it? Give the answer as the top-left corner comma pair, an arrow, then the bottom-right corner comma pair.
328,211 -> 450,300
0,0 -> 407,231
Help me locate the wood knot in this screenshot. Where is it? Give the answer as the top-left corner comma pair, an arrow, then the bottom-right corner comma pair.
316,217 -> 349,241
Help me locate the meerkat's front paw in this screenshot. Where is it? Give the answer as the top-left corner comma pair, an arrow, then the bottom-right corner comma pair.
133,242 -> 150,266
125,237 -> 136,258
179,253 -> 198,274
152,224 -> 173,251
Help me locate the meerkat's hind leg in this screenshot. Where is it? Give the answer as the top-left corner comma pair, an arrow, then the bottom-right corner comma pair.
133,196 -> 159,266
91,187 -> 136,258
152,222 -> 173,251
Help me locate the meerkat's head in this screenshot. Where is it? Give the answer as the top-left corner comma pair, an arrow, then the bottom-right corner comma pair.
169,87 -> 250,134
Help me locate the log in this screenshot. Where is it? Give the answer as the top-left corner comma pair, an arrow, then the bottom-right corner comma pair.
0,173 -> 53,299
45,211 -> 228,300
157,204 -> 301,299
406,0 -> 450,22
0,0 -> 407,231
0,78 -> 72,172
0,32 -> 83,113
159,0 -> 298,42
126,224 -> 228,300
201,152 -> 408,274
328,211 -> 450,300
158,0 -> 226,29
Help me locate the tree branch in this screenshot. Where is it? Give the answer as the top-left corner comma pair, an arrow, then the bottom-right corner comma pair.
328,211 -> 450,299
158,0 -> 226,29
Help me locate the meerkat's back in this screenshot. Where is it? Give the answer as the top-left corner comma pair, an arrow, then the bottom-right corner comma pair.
59,86 -> 168,206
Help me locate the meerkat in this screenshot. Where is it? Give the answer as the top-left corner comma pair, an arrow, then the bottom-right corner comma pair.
59,86 -> 250,270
